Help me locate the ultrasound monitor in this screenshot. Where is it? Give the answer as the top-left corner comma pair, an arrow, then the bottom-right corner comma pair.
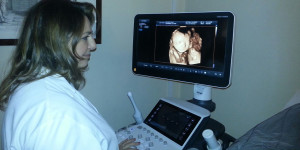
132,12 -> 234,88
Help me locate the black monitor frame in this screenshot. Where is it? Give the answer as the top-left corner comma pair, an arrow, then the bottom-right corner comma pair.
132,12 -> 234,88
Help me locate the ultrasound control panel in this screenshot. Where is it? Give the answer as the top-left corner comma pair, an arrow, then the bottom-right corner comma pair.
116,98 -> 210,150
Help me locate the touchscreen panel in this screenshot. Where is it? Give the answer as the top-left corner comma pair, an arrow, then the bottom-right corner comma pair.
144,100 -> 201,145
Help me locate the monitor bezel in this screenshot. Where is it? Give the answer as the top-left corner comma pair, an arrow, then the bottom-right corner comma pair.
132,12 -> 235,88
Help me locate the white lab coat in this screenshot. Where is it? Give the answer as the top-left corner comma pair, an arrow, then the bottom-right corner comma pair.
2,74 -> 119,150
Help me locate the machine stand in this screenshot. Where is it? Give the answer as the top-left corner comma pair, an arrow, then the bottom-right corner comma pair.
188,84 -> 216,112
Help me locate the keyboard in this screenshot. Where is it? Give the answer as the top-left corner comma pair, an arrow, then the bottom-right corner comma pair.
116,98 -> 211,150
116,123 -> 179,150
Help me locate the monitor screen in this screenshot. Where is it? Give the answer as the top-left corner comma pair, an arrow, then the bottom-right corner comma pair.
132,12 -> 234,88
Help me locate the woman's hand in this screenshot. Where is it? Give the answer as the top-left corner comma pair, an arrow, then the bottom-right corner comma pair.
119,138 -> 140,150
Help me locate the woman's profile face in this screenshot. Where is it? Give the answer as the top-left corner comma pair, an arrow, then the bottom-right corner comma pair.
75,16 -> 96,68
172,31 -> 190,53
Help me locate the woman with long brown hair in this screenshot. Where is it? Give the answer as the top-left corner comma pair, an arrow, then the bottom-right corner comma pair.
0,0 -> 138,149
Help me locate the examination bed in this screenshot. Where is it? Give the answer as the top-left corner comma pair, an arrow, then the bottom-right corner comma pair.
227,103 -> 300,150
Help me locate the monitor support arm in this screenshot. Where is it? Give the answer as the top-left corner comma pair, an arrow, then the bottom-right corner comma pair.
188,84 -> 216,112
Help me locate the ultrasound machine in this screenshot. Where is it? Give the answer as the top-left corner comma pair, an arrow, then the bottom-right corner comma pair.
116,12 -> 235,150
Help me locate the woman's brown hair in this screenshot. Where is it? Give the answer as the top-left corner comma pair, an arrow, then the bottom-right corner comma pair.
0,0 -> 99,110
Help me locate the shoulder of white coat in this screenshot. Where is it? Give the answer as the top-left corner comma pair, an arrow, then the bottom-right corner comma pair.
9,75 -> 78,112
